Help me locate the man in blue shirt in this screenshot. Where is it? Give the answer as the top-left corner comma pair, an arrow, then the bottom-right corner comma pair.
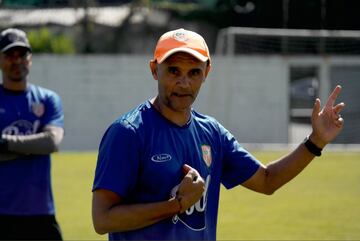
92,28 -> 345,240
0,28 -> 64,240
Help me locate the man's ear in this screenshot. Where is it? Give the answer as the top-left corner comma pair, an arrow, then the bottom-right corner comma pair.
149,60 -> 158,80
28,54 -> 33,67
203,64 -> 211,81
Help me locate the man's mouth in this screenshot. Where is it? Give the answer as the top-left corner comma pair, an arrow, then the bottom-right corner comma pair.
172,93 -> 192,98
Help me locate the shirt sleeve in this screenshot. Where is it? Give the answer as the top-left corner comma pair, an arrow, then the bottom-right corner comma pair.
42,91 -> 64,128
219,123 -> 261,189
92,120 -> 141,199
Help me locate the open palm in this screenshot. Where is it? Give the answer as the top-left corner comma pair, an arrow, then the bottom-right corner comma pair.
311,85 -> 345,147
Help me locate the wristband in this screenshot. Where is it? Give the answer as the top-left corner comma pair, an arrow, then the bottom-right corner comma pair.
303,136 -> 322,156
0,138 -> 8,152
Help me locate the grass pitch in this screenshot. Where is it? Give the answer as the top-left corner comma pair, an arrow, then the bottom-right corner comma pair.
52,151 -> 360,240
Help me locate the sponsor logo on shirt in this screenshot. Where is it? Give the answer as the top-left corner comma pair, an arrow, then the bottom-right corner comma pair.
151,153 -> 172,162
2,120 -> 40,135
171,175 -> 211,231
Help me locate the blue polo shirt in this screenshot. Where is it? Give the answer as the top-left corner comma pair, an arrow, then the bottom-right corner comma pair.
0,84 -> 64,215
93,100 -> 260,240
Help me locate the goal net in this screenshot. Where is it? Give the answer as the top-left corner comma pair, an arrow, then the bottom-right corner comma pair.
216,27 -> 360,55
215,27 -> 360,145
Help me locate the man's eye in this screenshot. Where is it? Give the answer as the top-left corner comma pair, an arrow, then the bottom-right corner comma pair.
190,69 -> 201,76
4,50 -> 30,59
20,51 -> 30,58
168,67 -> 179,75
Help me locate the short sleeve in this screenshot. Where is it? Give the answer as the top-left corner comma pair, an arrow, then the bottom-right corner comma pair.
43,91 -> 64,128
92,120 -> 141,198
219,124 -> 260,189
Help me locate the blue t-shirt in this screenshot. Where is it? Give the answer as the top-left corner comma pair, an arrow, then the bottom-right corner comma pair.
93,100 -> 260,240
0,84 -> 64,215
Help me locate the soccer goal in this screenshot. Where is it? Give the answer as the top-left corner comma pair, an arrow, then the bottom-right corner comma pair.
215,27 -> 360,144
215,27 -> 360,55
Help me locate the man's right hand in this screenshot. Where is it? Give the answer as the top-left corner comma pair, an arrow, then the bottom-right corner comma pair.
176,164 -> 205,213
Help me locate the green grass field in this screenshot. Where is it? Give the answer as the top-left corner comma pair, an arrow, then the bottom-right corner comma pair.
52,151 -> 360,240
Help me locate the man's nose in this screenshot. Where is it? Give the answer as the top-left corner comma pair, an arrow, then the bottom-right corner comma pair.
12,56 -> 23,63
177,75 -> 191,86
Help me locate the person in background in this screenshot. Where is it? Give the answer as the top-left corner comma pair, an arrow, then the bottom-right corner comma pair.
0,28 -> 64,240
92,28 -> 345,240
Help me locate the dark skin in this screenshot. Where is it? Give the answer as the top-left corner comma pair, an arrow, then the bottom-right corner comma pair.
0,47 -> 31,90
150,52 -> 211,126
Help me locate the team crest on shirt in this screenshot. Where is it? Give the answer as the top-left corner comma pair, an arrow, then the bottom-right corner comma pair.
201,145 -> 212,167
32,103 -> 45,117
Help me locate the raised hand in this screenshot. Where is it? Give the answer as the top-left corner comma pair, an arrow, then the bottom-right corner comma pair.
310,85 -> 345,148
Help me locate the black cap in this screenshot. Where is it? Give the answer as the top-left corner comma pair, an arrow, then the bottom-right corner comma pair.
0,28 -> 31,53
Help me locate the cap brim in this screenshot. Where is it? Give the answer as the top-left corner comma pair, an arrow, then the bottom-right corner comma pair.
1,42 -> 31,53
157,47 -> 209,63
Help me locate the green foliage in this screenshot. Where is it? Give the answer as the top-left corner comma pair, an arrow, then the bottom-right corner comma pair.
2,0 -> 41,7
27,28 -> 75,54
52,151 -> 360,240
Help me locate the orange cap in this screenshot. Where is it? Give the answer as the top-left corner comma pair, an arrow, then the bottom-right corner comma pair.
153,28 -> 211,64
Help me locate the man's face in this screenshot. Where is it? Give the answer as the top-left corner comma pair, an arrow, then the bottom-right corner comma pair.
151,52 -> 210,113
0,47 -> 32,82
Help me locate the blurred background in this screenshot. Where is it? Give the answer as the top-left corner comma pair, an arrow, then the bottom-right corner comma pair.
1,0 -> 359,150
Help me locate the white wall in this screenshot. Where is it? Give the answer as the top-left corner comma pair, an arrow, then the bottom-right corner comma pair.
195,56 -> 288,143
27,55 -> 360,150
30,55 -> 156,150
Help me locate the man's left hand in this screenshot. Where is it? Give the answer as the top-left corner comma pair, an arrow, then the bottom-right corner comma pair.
310,85 -> 345,148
